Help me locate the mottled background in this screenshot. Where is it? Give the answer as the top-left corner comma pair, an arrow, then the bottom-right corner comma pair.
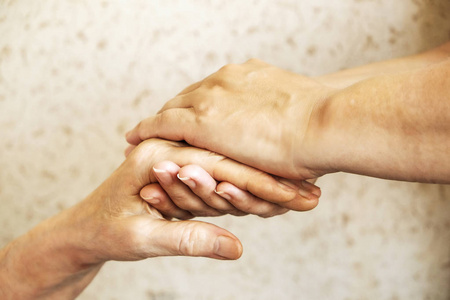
1,0 -> 449,299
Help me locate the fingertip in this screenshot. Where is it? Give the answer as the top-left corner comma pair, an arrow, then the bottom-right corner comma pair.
247,175 -> 298,204
125,128 -> 140,145
153,161 -> 181,174
214,235 -> 243,260
214,189 -> 232,201
153,161 -> 181,185
141,184 -> 195,220
178,165 -> 215,191
140,184 -> 164,204
285,194 -> 320,212
300,180 -> 322,197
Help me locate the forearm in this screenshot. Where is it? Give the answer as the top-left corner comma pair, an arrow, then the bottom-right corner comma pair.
308,58 -> 450,183
316,41 -> 450,88
0,201 -> 103,299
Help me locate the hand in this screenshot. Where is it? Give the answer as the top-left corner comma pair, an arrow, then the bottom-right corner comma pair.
123,138 -> 320,219
125,59 -> 336,180
1,139 -> 251,299
0,138 -> 319,299
138,161 -> 320,220
82,138 -> 320,260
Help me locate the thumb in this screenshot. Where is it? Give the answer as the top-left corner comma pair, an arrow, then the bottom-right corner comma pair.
145,219 -> 243,260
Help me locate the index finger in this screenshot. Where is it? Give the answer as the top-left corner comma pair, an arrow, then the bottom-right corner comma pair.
125,108 -> 197,145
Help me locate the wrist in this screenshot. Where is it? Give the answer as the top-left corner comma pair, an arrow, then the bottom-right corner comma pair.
298,86 -> 341,178
0,198 -> 105,299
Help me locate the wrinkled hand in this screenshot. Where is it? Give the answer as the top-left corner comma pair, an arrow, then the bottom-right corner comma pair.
126,59 -> 336,180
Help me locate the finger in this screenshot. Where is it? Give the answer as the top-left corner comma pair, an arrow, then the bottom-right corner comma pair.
215,182 -> 288,218
243,58 -> 270,67
201,154 -> 320,207
157,144 -> 321,208
123,139 -> 320,211
144,218 -> 243,260
140,183 -> 194,220
125,109 -> 197,145
153,161 -> 223,217
268,178 -> 320,211
124,144 -> 136,157
277,178 -> 322,199
177,165 -> 240,213
158,93 -> 193,113
176,81 -> 202,96
307,178 -> 318,185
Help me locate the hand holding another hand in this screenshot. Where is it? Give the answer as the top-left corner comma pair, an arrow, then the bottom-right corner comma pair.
0,138 -> 320,299
126,59 -> 336,180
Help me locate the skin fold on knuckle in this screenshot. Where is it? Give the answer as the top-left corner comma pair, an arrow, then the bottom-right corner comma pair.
217,63 -> 240,75
177,223 -> 208,256
245,58 -> 264,65
156,111 -> 178,136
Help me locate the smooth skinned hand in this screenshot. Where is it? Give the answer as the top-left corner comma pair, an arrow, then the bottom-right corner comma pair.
137,161 -> 320,220
125,59 -> 336,181
124,139 -> 320,220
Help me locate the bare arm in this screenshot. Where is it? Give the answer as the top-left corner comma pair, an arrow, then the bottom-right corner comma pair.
308,58 -> 450,183
0,208 -> 104,299
316,42 -> 450,88
125,42 -> 450,184
0,138 -> 321,299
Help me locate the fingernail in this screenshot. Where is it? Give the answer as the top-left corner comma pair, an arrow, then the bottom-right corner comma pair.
177,174 -> 196,188
214,236 -> 241,259
142,196 -> 160,204
277,180 -> 296,192
215,190 -> 231,201
153,167 -> 167,174
298,188 -> 318,200
300,181 -> 322,197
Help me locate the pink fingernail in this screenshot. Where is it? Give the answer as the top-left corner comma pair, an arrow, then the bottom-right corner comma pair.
298,188 -> 318,200
177,174 -> 196,188
153,167 -> 167,174
300,181 -> 322,197
214,236 -> 241,260
215,190 -> 231,201
142,196 -> 160,204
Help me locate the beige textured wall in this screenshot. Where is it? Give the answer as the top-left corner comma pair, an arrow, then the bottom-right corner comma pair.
1,1 -> 449,299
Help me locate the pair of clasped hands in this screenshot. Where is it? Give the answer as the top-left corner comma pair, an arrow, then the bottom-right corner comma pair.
77,45 -> 450,266
0,61 -> 324,300
104,60 -> 327,263
4,44 -> 449,298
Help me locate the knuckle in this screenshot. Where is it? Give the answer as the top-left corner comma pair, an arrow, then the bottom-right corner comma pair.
221,209 -> 245,216
245,58 -> 262,64
258,212 -> 277,219
195,99 -> 214,116
136,120 -> 146,140
191,210 -> 223,217
236,201 -> 253,213
178,223 -> 205,256
126,140 -> 167,170
158,110 -> 174,127
218,63 -> 239,74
